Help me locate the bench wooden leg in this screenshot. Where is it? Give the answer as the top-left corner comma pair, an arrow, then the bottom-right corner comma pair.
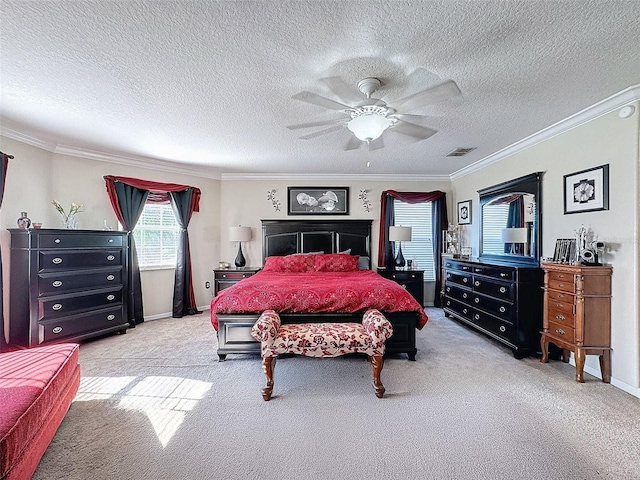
370,355 -> 385,398
261,356 -> 275,401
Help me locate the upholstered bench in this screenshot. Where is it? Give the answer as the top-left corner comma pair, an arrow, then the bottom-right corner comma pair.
250,309 -> 393,400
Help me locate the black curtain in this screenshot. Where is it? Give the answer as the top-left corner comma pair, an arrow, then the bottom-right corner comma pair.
169,190 -> 201,317
112,182 -> 149,326
0,153 -> 10,350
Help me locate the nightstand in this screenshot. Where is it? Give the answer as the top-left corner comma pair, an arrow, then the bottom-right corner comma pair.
377,268 -> 424,306
213,267 -> 260,295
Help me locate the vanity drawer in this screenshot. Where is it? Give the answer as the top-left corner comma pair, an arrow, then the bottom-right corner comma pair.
445,284 -> 473,304
39,250 -> 123,271
547,307 -> 575,328
472,265 -> 514,281
38,268 -> 122,294
472,277 -> 514,301
38,233 -> 124,249
472,294 -> 513,321
446,271 -> 472,288
443,298 -> 473,321
38,307 -> 126,344
39,288 -> 123,319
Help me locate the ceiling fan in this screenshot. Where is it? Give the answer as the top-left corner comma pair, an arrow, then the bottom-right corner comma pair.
287,71 -> 461,151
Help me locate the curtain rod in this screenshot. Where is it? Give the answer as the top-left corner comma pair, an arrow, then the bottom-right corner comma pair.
0,151 -> 15,159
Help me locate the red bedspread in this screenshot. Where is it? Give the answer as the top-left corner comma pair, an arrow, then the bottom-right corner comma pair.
210,270 -> 428,330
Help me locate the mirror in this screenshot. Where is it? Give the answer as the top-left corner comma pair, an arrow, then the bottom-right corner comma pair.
478,172 -> 542,265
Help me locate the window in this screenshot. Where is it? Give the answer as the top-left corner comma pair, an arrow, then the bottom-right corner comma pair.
133,203 -> 180,268
394,200 -> 435,280
481,203 -> 510,254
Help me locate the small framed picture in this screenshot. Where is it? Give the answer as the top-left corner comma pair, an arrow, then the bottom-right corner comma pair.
563,164 -> 609,214
553,238 -> 577,264
457,200 -> 472,225
287,187 -> 349,215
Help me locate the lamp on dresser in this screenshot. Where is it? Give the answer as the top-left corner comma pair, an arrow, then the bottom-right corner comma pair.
501,227 -> 528,254
229,226 -> 252,268
389,226 -> 412,268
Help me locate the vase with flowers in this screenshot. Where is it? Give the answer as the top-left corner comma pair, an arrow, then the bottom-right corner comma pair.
52,200 -> 83,229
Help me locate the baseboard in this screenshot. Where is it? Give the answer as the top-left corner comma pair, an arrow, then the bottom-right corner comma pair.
144,306 -> 210,322
571,358 -> 640,399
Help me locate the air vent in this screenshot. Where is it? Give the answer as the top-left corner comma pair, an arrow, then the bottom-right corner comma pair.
446,147 -> 476,157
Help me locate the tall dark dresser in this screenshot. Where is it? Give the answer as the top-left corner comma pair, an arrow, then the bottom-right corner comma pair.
8,229 -> 129,347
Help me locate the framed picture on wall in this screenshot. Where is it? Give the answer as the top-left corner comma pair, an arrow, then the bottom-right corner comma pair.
457,200 -> 472,225
287,187 -> 349,215
563,164 -> 609,214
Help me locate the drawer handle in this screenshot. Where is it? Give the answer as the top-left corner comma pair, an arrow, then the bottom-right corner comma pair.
401,284 -> 407,289
474,268 -> 482,273
558,274 -> 565,279
107,314 -> 116,321
463,308 -> 468,314
52,257 -> 63,264
557,294 -> 565,298
52,303 -> 63,311
445,263 -> 451,267
556,314 -> 565,320
107,294 -> 116,301
446,287 -> 451,292
222,274 -> 227,278
499,306 -> 506,313
474,314 -> 480,320
474,298 -> 479,303
54,238 -> 61,244
106,255 -> 115,261
242,274 -> 248,278
52,326 -> 63,334
462,266 -> 470,271
500,273 -> 508,278
52,280 -> 63,288
108,238 -> 114,243
499,325 -> 506,332
474,280 -> 480,286
558,283 -> 564,288
462,278 -> 468,283
556,328 -> 565,335
107,274 -> 115,281
446,300 -> 451,306
462,292 -> 467,298
500,287 -> 507,293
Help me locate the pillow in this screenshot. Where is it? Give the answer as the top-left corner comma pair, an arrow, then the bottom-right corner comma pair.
358,256 -> 370,270
263,254 -> 316,272
314,253 -> 359,272
339,248 -> 351,254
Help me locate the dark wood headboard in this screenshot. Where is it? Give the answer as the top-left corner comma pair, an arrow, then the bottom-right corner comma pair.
261,219 -> 372,263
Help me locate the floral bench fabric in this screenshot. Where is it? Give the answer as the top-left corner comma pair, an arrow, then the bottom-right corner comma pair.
250,309 -> 393,400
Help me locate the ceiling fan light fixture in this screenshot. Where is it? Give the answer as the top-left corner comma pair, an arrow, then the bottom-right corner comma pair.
347,106 -> 396,142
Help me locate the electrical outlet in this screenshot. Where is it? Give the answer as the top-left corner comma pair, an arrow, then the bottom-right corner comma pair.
205,281 -> 211,289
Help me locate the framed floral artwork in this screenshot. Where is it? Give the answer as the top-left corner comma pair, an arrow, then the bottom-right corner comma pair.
563,164 -> 609,214
287,187 -> 349,215
457,200 -> 472,225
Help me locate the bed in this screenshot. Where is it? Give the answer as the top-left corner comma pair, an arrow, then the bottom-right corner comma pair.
210,219 -> 428,360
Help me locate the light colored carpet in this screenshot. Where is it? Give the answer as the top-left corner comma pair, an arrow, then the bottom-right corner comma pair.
34,308 -> 640,480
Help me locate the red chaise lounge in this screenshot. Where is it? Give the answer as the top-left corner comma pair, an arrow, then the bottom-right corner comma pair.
0,343 -> 80,480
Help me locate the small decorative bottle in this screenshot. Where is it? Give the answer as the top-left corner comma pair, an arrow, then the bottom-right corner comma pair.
17,212 -> 31,230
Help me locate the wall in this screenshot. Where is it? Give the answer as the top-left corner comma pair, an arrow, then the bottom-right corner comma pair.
0,135 -> 221,342
450,103 -> 640,394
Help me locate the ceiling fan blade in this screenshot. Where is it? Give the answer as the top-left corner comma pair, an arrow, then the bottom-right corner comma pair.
292,91 -> 352,111
390,79 -> 461,111
287,119 -> 344,130
320,77 -> 363,105
299,124 -> 345,140
344,135 -> 362,151
368,136 -> 384,151
391,121 -> 438,140
393,113 -> 431,122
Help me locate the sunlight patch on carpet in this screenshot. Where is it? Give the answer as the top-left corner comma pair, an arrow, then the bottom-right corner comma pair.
73,375 -> 212,447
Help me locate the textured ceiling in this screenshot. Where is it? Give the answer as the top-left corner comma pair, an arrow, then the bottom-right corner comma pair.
1,1 -> 639,178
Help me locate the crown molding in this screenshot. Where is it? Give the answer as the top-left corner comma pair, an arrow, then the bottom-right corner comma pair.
451,84 -> 640,180
220,173 -> 450,182
0,127 -> 58,152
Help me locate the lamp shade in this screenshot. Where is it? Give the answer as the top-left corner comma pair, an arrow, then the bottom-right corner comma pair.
501,227 -> 528,244
389,226 -> 412,242
347,114 -> 393,142
229,226 -> 252,242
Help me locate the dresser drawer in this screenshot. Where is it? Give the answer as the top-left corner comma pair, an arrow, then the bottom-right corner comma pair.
383,270 -> 422,282
547,306 -> 575,328
39,288 -> 123,319
39,250 -> 123,271
445,284 -> 473,304
38,268 -> 123,294
38,233 -> 125,249
547,289 -> 574,304
548,272 -> 576,293
472,310 -> 514,344
446,270 -> 472,288
215,271 -> 255,281
38,307 -> 126,344
472,277 -> 514,301
547,297 -> 574,315
444,261 -> 473,274
472,293 -> 513,321
547,320 -> 576,343
444,298 -> 473,320
471,265 -> 514,281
